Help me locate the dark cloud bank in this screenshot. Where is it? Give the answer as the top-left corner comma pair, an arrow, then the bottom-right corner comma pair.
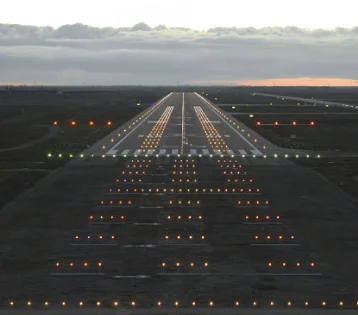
1,23 -> 357,84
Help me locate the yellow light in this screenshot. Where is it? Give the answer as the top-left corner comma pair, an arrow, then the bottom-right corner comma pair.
131,301 -> 136,306
114,301 -> 119,307
175,301 -> 179,306
158,301 -> 162,306
10,301 -> 14,306
235,301 -> 239,306
96,301 -> 101,306
287,301 -> 291,306
270,301 -> 274,306
192,301 -> 196,306
340,301 -> 344,306
27,301 -> 32,306
79,301 -> 83,306
322,301 -> 326,306
62,301 -> 66,306
209,301 -> 214,306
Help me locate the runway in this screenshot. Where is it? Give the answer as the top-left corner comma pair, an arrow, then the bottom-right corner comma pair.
2,91 -> 358,311
84,92 -> 277,158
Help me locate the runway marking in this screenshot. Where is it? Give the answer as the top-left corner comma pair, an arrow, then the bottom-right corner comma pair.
132,222 -> 161,226
214,149 -> 221,155
190,149 -> 197,155
227,150 -> 235,155
239,149 -> 247,156
138,134 -> 144,137
172,149 -> 178,155
209,120 -> 221,123
163,145 -> 178,149
113,275 -> 151,279
181,92 -> 185,154
50,273 -> 105,276
250,243 -> 302,246
158,273 -> 218,276
105,93 -> 172,155
224,134 -> 230,137
71,243 -> 118,246
120,149 -> 130,156
245,273 -> 322,276
134,149 -> 142,155
196,93 -> 263,154
202,149 -> 210,155
124,244 -> 158,248
250,149 -> 262,156
159,149 -> 166,155
148,120 -> 158,123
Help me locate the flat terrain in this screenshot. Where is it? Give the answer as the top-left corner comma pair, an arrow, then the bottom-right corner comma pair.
204,88 -> 358,200
0,87 -> 172,208
1,90 -> 358,313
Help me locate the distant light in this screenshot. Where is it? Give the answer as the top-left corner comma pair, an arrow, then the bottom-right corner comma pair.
53,121 -> 58,126
89,121 -> 94,126
71,121 -> 76,126
107,121 -> 112,126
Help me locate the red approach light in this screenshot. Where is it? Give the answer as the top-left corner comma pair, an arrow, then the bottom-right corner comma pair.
274,121 -> 279,125
310,121 -> 315,126
256,121 -> 261,126
71,121 -> 76,126
107,121 -> 112,126
292,121 -> 297,125
53,121 -> 58,126
89,121 -> 94,126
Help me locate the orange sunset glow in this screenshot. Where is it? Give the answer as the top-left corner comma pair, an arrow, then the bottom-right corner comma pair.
190,78 -> 358,86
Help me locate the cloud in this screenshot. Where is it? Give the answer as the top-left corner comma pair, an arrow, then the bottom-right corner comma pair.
0,23 -> 358,85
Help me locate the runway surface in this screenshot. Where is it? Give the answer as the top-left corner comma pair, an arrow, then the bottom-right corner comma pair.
83,92 -> 278,158
1,92 -> 358,313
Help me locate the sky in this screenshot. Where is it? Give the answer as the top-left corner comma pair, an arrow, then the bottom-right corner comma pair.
1,0 -> 358,86
1,0 -> 357,30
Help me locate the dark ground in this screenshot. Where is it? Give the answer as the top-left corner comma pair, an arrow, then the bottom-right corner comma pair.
1,86 -> 358,311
